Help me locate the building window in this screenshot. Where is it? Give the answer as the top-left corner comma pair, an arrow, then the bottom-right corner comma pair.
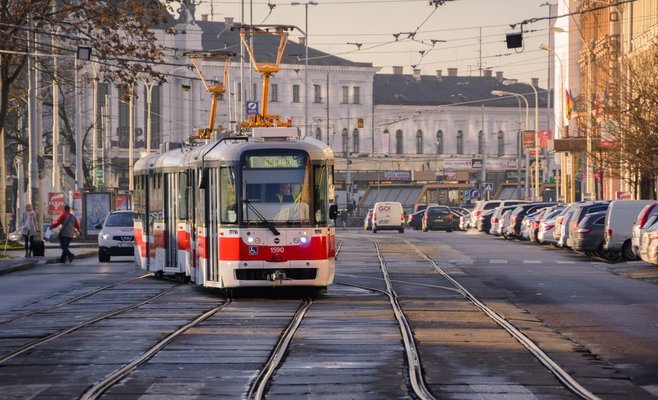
253,83 -> 258,101
436,130 -> 444,154
342,128 -> 349,155
314,84 -> 322,103
478,130 -> 484,154
315,127 -> 322,141
395,129 -> 403,154
497,131 -> 505,156
456,130 -> 463,154
292,84 -> 300,103
271,83 -> 279,102
416,130 -> 423,154
237,82 -> 241,102
352,86 -> 360,104
342,86 -> 349,104
353,129 -> 360,153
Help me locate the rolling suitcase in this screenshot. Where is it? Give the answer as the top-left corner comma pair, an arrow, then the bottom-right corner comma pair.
31,239 -> 45,257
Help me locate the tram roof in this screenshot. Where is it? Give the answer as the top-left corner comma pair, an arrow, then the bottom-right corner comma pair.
133,153 -> 160,174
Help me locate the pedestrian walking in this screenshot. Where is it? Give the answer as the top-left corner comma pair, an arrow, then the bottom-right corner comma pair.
50,205 -> 80,263
19,204 -> 38,257
340,209 -> 347,230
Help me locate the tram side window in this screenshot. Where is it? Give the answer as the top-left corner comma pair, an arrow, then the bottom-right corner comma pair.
220,167 -> 237,224
314,165 -> 328,224
178,172 -> 189,220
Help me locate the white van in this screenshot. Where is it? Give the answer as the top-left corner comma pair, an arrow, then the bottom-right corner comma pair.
604,200 -> 654,260
372,201 -> 405,233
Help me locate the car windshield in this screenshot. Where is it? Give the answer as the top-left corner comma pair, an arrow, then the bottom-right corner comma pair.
105,212 -> 134,227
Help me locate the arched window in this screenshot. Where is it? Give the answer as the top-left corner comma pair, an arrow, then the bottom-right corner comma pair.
456,130 -> 463,154
436,130 -> 444,154
352,128 -> 360,153
478,130 -> 484,155
341,128 -> 349,155
497,131 -> 505,156
315,127 -> 322,142
416,130 -> 423,154
395,129 -> 403,154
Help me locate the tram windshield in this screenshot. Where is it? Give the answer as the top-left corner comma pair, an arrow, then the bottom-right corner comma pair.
241,151 -> 313,225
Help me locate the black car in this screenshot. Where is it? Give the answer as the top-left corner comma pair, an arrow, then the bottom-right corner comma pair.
571,210 -> 615,259
422,205 -> 453,232
407,210 -> 424,230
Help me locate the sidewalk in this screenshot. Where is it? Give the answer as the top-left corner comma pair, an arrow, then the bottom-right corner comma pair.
0,242 -> 99,275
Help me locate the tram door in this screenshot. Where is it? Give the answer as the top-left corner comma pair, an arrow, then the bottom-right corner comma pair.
164,173 -> 179,273
206,167 -> 221,284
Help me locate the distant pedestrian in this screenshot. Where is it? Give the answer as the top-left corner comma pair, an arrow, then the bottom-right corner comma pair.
20,204 -> 38,257
50,205 -> 80,263
340,209 -> 347,230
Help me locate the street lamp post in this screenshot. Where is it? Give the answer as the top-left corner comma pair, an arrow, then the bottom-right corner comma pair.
540,43 -> 569,202
291,1 -> 318,138
504,80 -> 540,200
492,90 -> 529,199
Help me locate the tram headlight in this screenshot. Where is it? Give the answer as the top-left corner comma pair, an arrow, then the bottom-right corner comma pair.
247,236 -> 255,244
300,235 -> 309,244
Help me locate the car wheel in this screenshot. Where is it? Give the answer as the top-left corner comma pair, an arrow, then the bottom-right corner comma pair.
372,226 -> 377,233
621,240 -> 636,261
447,228 -> 452,232
598,243 -> 620,262
99,252 -> 110,262
399,226 -> 404,233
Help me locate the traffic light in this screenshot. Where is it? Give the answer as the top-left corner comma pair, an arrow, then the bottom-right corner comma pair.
357,118 -> 364,128
506,32 -> 523,49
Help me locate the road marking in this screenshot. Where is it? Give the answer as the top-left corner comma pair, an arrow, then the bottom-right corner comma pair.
523,260 -> 541,264
489,259 -> 508,263
556,260 -> 576,264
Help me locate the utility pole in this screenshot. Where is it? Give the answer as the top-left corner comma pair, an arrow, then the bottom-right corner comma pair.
27,21 -> 42,235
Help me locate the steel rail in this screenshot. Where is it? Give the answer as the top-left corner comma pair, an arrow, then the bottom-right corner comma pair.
404,239 -> 601,400
0,274 -> 153,325
247,298 -> 313,400
80,298 -> 233,400
0,283 -> 180,364
373,242 -> 436,400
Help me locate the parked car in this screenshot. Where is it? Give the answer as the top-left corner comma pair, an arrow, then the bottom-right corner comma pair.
476,209 -> 495,233
530,206 -> 563,243
372,201 -> 405,233
97,210 -> 135,262
363,208 -> 374,230
639,219 -> 658,265
537,215 -> 559,245
631,202 -> 658,257
571,211 -> 609,258
407,210 -> 424,230
449,207 -> 469,231
422,205 -> 454,232
469,200 -> 501,229
557,208 -> 576,248
566,201 -> 610,249
603,200 -> 655,260
505,202 -> 556,239
553,204 -> 577,244
489,205 -> 519,236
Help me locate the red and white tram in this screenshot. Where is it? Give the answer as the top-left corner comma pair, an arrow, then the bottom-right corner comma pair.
133,128 -> 338,289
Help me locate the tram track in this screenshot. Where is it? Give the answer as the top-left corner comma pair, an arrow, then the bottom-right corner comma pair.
403,238 -> 600,400
80,297 -> 233,400
0,274 -> 153,326
0,281 -> 182,365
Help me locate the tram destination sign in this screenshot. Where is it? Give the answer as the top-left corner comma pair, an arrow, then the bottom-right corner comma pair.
247,155 -> 305,168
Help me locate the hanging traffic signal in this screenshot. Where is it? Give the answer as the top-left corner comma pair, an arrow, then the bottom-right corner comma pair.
357,118 -> 364,128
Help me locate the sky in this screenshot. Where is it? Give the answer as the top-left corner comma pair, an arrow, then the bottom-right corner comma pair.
193,0 -> 557,88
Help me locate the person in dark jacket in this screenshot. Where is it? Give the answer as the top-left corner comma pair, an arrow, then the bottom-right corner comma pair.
50,205 -> 80,263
